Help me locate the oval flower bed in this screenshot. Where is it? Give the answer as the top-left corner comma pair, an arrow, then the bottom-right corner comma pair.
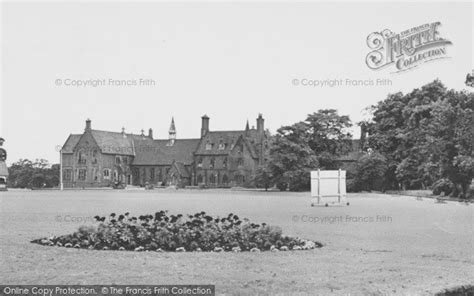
32,211 -> 322,252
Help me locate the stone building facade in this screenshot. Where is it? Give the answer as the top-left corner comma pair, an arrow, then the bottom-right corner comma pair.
61,115 -> 270,188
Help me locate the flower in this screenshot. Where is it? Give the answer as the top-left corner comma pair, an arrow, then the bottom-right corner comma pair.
32,210 -> 320,253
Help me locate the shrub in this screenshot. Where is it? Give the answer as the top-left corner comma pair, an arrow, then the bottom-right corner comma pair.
432,178 -> 455,196
32,211 -> 322,252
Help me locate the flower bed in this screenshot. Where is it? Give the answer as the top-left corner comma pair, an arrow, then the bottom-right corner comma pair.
32,211 -> 322,252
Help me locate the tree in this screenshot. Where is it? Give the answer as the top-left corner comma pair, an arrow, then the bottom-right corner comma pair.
305,109 -> 353,168
258,109 -> 353,191
266,123 -> 319,191
253,166 -> 273,191
8,159 -> 59,188
367,80 -> 473,197
353,152 -> 388,191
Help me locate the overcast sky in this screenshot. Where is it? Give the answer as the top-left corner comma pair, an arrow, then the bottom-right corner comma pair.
1,1 -> 472,165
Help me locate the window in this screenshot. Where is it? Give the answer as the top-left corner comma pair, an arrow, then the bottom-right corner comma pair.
210,157 -> 215,169
63,169 -> 72,181
115,156 -> 121,164
205,141 -> 213,150
78,169 -> 86,181
236,144 -> 243,153
92,150 -> 98,164
78,152 -> 86,164
113,171 -> 118,179
222,174 -> 229,184
103,169 -> 110,180
123,157 -> 128,164
158,168 -> 163,181
197,157 -> 203,168
209,174 -> 216,184
223,157 -> 228,169
150,168 -> 155,181
238,158 -> 244,166
197,175 -> 203,184
218,140 -> 226,150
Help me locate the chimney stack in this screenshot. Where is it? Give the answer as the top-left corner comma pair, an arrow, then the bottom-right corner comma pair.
201,115 -> 210,137
256,114 -> 264,134
148,128 -> 153,139
121,127 -> 126,138
85,119 -> 91,132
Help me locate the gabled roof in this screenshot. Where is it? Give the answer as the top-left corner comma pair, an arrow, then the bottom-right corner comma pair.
195,130 -> 264,156
62,130 -> 144,156
90,130 -> 137,156
62,134 -> 82,153
170,161 -> 190,178
132,138 -> 200,165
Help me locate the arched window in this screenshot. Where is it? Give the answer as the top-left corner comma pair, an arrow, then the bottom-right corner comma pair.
223,157 -> 228,168
205,141 -> 213,150
218,140 -> 226,150
197,157 -> 203,167
78,151 -> 86,164
210,157 -> 215,169
209,174 -> 216,184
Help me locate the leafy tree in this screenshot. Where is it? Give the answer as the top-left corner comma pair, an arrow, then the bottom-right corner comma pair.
353,152 -> 388,191
257,109 -> 353,191
367,80 -> 473,197
305,109 -> 353,168
266,123 -> 318,191
8,159 -> 59,188
253,165 -> 273,191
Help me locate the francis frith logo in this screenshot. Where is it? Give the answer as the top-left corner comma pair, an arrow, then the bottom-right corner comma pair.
366,22 -> 452,73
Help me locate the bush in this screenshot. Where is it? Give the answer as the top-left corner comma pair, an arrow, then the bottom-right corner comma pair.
346,179 -> 359,193
32,211 -> 322,252
432,178 -> 455,196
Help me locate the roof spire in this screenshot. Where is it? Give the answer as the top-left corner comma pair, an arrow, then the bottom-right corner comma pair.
169,117 -> 176,133
245,120 -> 250,131
168,117 -> 176,146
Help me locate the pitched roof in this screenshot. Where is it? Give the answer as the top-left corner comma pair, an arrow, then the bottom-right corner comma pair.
172,161 -> 190,178
90,130 -> 139,156
195,130 -> 264,156
132,138 -> 200,165
62,130 -> 145,155
62,134 -> 82,153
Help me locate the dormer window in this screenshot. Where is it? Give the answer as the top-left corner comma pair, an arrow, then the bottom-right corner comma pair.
218,140 -> 226,150
205,141 -> 213,150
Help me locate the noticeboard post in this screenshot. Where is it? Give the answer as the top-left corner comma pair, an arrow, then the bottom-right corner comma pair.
310,169 -> 349,207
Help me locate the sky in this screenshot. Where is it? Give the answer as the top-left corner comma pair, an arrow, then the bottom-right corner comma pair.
1,1 -> 472,165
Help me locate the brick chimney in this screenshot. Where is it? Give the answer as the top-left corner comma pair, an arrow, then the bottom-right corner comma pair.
148,128 -> 153,139
201,115 -> 210,137
85,119 -> 91,132
256,114 -> 264,134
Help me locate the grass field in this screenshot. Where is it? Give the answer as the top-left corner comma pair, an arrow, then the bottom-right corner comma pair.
0,190 -> 472,295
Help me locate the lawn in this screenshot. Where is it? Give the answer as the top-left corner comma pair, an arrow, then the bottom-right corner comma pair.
0,190 -> 472,295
